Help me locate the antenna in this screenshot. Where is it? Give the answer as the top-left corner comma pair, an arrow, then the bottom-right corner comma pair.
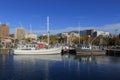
47,16 -> 50,45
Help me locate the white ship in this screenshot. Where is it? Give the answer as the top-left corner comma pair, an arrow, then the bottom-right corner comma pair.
13,46 -> 62,55
13,16 -> 62,55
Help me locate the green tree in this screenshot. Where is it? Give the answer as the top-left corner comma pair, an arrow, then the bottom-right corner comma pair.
50,35 -> 58,44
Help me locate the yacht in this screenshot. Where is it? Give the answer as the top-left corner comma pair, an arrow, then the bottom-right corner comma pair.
13,43 -> 62,55
13,16 -> 62,55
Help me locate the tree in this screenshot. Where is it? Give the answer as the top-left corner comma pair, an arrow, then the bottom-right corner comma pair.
72,37 -> 79,44
39,35 -> 59,44
15,39 -> 19,43
50,35 -> 58,44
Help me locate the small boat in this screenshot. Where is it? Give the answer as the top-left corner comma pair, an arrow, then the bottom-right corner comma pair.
75,44 -> 105,55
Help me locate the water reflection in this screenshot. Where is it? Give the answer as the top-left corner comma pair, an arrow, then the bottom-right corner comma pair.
13,55 -> 62,80
0,49 -> 9,54
0,54 -> 120,80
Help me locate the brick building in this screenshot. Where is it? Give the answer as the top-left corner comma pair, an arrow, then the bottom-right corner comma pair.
0,24 -> 9,40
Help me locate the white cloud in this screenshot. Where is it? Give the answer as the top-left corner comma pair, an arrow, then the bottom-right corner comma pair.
95,23 -> 120,34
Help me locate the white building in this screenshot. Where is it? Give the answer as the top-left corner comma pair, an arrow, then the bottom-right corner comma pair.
61,32 -> 79,37
93,31 -> 110,37
25,33 -> 37,40
69,32 -> 79,37
14,28 -> 26,40
61,32 -> 69,37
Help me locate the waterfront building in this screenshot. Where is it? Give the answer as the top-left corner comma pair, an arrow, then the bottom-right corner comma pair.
25,33 -> 37,40
69,32 -> 79,37
61,32 -> 69,37
59,32 -> 79,43
80,29 -> 96,37
61,32 -> 70,43
92,31 -> 110,37
42,34 -> 47,36
80,29 -> 109,37
14,28 -> 26,40
60,29 -> 110,43
0,24 -> 9,40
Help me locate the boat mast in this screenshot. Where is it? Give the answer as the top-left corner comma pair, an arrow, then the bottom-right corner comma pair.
47,16 -> 50,46
30,24 -> 32,34
78,23 -> 80,45
29,24 -> 32,42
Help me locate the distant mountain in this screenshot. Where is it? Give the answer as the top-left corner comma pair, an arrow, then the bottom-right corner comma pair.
68,31 -> 79,33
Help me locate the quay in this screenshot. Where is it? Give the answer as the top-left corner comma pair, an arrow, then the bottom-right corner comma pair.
106,49 -> 120,56
61,49 -> 76,55
76,51 -> 105,56
62,46 -> 105,56
61,46 -> 76,55
0,48 -> 10,54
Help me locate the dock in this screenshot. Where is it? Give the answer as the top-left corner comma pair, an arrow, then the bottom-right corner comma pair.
106,49 -> 120,56
76,51 -> 105,56
61,46 -> 76,55
0,49 -> 10,54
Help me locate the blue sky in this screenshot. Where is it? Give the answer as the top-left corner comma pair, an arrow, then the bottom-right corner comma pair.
0,0 -> 120,34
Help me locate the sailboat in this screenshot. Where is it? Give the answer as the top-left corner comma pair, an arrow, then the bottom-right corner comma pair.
13,16 -> 62,55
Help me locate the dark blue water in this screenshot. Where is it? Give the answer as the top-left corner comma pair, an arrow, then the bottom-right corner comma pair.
0,54 -> 120,80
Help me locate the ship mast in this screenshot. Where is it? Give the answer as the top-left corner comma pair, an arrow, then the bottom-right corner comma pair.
30,24 -> 32,34
47,16 -> 50,46
78,23 -> 80,45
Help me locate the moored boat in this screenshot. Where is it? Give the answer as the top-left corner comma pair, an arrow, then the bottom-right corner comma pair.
76,44 -> 105,55
13,42 -> 62,55
13,16 -> 62,55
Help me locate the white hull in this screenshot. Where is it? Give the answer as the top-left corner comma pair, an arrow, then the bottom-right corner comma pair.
13,47 -> 62,55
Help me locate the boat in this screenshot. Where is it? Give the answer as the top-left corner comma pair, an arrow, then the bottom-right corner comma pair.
13,16 -> 62,55
77,44 -> 92,50
75,24 -> 105,55
13,42 -> 62,54
76,44 -> 105,55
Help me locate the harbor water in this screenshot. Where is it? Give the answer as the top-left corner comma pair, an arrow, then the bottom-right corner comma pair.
0,51 -> 120,80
